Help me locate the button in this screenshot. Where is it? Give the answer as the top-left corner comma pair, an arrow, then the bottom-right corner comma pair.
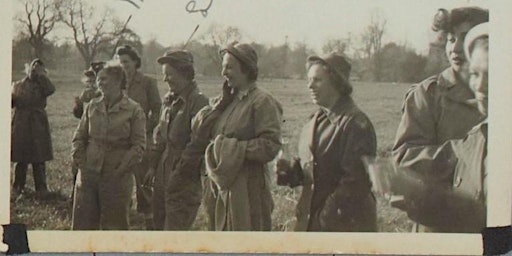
453,176 -> 462,187
311,184 -> 315,190
313,162 -> 318,166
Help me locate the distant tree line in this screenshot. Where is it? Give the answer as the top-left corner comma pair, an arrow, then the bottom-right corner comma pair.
12,0 -> 448,83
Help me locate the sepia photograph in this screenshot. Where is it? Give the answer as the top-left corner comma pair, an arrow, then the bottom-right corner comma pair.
1,0 -> 511,254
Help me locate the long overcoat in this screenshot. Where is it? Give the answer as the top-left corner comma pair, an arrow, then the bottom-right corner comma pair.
208,85 -> 283,231
11,75 -> 55,163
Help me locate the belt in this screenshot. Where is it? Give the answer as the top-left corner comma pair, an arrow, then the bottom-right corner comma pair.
89,139 -> 131,151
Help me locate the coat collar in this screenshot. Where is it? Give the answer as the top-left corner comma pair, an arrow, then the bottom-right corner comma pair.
126,71 -> 144,90
91,94 -> 131,113
163,82 -> 198,105
319,95 -> 355,125
131,70 -> 144,83
236,83 -> 257,100
438,68 -> 476,104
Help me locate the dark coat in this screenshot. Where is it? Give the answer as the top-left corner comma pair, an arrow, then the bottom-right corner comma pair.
11,75 -> 55,163
391,68 -> 485,232
392,121 -> 487,233
149,84 -> 209,230
295,96 -> 377,232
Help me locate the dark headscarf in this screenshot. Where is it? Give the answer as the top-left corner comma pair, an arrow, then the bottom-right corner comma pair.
220,42 -> 259,82
306,53 -> 353,96
157,49 -> 195,81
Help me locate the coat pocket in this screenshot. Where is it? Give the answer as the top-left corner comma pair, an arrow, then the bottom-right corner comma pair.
85,143 -> 102,172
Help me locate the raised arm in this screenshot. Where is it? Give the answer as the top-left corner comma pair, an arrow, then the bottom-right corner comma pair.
36,75 -> 56,97
71,104 -> 90,169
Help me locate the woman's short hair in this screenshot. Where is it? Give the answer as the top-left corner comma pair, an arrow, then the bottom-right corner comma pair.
430,7 -> 488,46
99,63 -> 127,89
115,45 -> 142,69
432,7 -> 489,33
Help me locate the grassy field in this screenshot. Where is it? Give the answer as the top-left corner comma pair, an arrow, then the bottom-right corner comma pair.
10,71 -> 414,232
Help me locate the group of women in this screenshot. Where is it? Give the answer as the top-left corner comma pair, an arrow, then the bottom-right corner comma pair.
11,6 -> 490,233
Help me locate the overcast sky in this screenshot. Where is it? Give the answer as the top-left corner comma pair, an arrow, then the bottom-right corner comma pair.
14,0 -> 489,54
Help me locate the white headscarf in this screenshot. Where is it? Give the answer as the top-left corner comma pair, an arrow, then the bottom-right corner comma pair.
464,22 -> 489,59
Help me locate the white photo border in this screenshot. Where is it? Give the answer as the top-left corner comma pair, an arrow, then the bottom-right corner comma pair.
1,0 -> 511,254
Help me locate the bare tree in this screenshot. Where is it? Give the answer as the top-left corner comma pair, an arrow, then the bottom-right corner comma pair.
16,0 -> 62,61
322,38 -> 349,55
198,23 -> 243,72
359,9 -> 387,81
201,24 -> 242,48
59,0 -> 122,68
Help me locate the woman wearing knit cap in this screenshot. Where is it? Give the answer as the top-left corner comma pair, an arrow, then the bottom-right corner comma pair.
275,53 -> 377,232
146,50 -> 209,230
115,45 -> 161,229
391,7 -> 488,232
200,42 -> 283,231
11,58 -> 55,198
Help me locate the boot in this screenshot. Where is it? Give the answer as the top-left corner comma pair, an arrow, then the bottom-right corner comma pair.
13,162 -> 28,195
144,214 -> 155,230
33,162 -> 49,197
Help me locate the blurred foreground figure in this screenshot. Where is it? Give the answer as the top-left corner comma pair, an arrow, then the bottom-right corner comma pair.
276,53 -> 377,232
71,64 -> 146,230
391,7 -> 488,232
11,58 -> 55,197
146,50 -> 208,230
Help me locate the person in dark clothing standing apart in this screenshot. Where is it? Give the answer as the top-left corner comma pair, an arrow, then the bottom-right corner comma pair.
115,45 -> 161,229
11,58 -> 56,197
276,53 -> 377,232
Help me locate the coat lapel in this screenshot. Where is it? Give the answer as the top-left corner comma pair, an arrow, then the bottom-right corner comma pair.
438,68 -> 476,105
